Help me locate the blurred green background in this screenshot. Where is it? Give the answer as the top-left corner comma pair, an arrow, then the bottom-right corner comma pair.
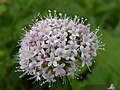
0,0 -> 120,90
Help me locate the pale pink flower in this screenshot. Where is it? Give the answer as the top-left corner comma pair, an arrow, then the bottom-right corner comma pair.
18,10 -> 103,85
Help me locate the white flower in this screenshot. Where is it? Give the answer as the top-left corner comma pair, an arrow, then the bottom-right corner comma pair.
45,53 -> 60,66
46,36 -> 58,44
65,50 -> 76,61
35,54 -> 44,67
66,61 -> 76,76
19,49 -> 35,60
19,59 -> 28,69
28,61 -> 37,69
80,46 -> 90,53
79,29 -> 100,67
53,63 -> 66,76
68,27 -> 79,37
57,42 -> 66,49
42,74 -> 56,82
67,41 -> 79,55
69,35 -> 76,41
59,33 -> 67,41
45,36 -> 58,51
108,84 -> 115,90
43,28 -> 52,36
36,72 -> 41,81
82,34 -> 91,46
80,53 -> 92,67
55,48 -> 66,58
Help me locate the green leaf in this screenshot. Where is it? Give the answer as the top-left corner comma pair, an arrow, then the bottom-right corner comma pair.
0,4 -> 7,14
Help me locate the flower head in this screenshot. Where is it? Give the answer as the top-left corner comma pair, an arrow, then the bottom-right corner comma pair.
18,10 -> 104,85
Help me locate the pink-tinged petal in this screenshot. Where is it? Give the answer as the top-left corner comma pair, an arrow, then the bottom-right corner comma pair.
59,69 -> 66,75
42,67 -> 49,73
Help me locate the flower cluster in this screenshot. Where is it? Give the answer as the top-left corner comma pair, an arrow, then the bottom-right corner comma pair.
18,10 -> 103,85
79,24 -> 100,68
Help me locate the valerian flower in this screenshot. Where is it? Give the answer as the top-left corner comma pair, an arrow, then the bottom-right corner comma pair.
17,10 -> 104,86
45,52 -> 60,66
53,63 -> 66,76
108,84 -> 115,90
